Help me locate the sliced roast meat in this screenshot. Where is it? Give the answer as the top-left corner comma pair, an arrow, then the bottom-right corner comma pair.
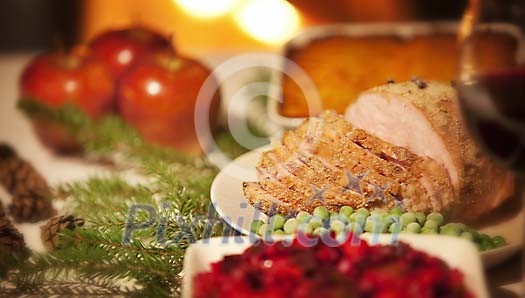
286,114 -> 440,212
244,110 -> 457,217
291,111 -> 454,213
261,144 -> 393,208
243,182 -> 293,215
347,128 -> 455,213
245,81 -> 514,221
345,81 -> 514,220
281,130 -> 404,204
257,148 -> 367,212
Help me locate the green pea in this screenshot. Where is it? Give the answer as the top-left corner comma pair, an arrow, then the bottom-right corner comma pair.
283,218 -> 298,234
400,212 -> 416,226
273,230 -> 285,236
440,223 -> 465,235
330,220 -> 346,233
421,226 -> 438,234
382,220 -> 394,230
313,206 -> 330,219
385,214 -> 400,225
415,212 -> 426,225
476,242 -> 485,251
366,214 -> 381,223
297,223 -> 314,234
330,214 -> 349,224
460,232 -> 474,241
336,231 -> 351,243
356,215 -> 367,227
492,236 -> 506,247
250,220 -> 265,234
364,221 -> 375,233
269,214 -> 286,230
349,213 -> 366,227
258,223 -> 270,236
480,239 -> 495,251
339,206 -> 354,218
378,222 -> 389,233
405,222 -> 421,234
296,211 -> 312,224
426,212 -> 444,226
440,225 -> 461,237
479,233 -> 491,241
313,227 -> 328,237
456,223 -> 468,232
389,222 -> 402,234
348,223 -> 363,234
477,234 -> 491,246
464,227 -> 479,239
424,220 -> 439,229
390,207 -> 403,216
356,207 -> 370,217
309,217 -> 324,229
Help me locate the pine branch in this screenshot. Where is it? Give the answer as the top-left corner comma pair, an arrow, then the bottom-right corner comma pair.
17,98 -> 247,164
12,228 -> 184,296
18,98 -> 206,168
8,164 -> 224,296
12,98 -> 245,297
2,276 -> 135,297
58,176 -> 155,222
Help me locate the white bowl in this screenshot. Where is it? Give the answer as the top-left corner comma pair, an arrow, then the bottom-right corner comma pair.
182,234 -> 488,298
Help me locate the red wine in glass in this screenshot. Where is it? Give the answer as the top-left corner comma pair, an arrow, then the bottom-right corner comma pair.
457,67 -> 525,171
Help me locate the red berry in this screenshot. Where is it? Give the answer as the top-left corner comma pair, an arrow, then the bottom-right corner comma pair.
194,235 -> 474,298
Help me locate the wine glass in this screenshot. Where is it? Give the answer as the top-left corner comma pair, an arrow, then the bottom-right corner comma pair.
457,0 -> 525,294
458,0 -> 525,170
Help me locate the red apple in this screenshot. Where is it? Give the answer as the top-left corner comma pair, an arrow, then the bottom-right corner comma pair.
118,51 -> 220,154
19,48 -> 115,153
89,26 -> 172,78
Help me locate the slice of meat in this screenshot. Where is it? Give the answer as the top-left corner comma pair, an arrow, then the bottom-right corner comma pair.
345,81 -> 515,220
257,147 -> 368,212
243,182 -> 293,215
244,110 -> 455,217
281,130 -> 406,205
348,128 -> 455,213
291,111 -> 454,212
261,144 -> 395,208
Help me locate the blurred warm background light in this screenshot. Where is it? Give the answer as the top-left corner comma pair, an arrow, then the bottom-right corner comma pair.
174,0 -> 238,18
83,0 -> 303,52
234,0 -> 301,45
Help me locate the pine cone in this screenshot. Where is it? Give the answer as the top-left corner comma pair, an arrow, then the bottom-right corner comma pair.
0,143 -> 52,198
0,202 -> 28,276
9,195 -> 57,223
41,215 -> 85,251
0,143 -> 56,223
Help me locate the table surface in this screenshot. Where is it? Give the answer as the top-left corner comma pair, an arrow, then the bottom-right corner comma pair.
0,53 -> 523,296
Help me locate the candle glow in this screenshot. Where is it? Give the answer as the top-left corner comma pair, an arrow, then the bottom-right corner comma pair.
234,0 -> 301,45
174,0 -> 238,18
